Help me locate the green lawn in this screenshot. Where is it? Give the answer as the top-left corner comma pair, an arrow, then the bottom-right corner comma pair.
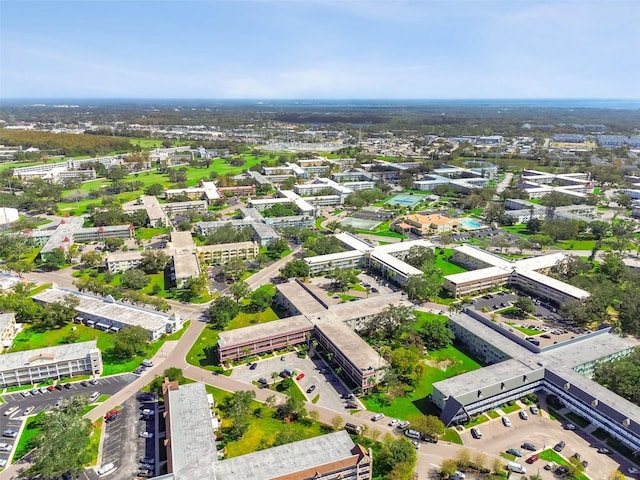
465,414 -> 490,427
362,344 -> 481,419
14,415 -> 41,459
226,307 -> 279,330
487,410 -> 500,419
500,225 -> 531,237
85,420 -> 103,466
271,379 -> 307,402
434,254 -> 467,276
506,322 -> 544,336
136,227 -> 170,240
539,449 -> 590,480
501,403 -> 521,414
186,324 -> 220,369
555,239 -> 597,251
10,323 -> 174,376
441,428 -> 463,444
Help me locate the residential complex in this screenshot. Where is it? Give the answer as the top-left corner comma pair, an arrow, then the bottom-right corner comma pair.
443,244 -> 590,304
432,309 -> 640,454
158,380 -> 372,480
0,341 -> 102,387
32,287 -> 183,341
0,313 -> 21,349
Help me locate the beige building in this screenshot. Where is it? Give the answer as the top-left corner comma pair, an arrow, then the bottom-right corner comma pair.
0,313 -> 21,349
395,213 -> 459,236
198,241 -> 259,264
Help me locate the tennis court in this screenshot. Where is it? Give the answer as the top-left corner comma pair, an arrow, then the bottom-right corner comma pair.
339,217 -> 381,230
385,194 -> 426,207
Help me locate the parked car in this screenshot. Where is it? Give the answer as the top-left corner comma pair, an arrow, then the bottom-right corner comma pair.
140,432 -> 154,438
544,461 -> 556,471
597,447 -> 611,454
47,385 -> 55,392
142,409 -> 155,416
55,384 -> 63,391
306,385 -> 316,394
0,442 -> 12,452
502,416 -> 512,427
529,405 -> 539,415
140,457 -> 155,464
396,421 -> 410,430
470,427 -> 482,439
628,467 -> 640,475
295,373 -> 305,381
3,407 -> 19,417
80,381 -> 89,387
23,406 -> 35,416
249,363 -> 258,370
39,387 -> 48,394
526,454 -> 539,464
519,411 -> 529,420
555,466 -> 569,476
63,383 -> 72,389
521,442 -> 537,451
30,388 -> 39,395
2,430 -> 17,438
105,409 -> 118,422
564,423 -> 576,430
345,402 -> 358,409
554,441 -> 566,452
388,419 -> 399,427
506,448 -> 522,457
371,413 -> 384,421
89,379 -> 98,385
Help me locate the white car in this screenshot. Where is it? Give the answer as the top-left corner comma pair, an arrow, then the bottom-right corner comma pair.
502,416 -> 512,427
628,467 -> 640,475
0,458 -> 6,468
388,418 -> 399,427
519,411 -> 529,420
3,407 -> 19,417
0,443 -> 11,452
140,432 -> 154,439
23,406 -> 35,416
371,413 -> 384,421
142,409 -> 155,416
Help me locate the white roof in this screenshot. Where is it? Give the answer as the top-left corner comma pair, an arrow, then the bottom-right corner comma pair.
370,251 -> 424,277
515,269 -> 590,300
453,244 -> 513,269
304,250 -> 365,265
375,239 -> 433,254
515,253 -> 565,271
335,232 -> 374,252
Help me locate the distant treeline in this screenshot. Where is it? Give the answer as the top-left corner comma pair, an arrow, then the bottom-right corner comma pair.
0,130 -> 132,157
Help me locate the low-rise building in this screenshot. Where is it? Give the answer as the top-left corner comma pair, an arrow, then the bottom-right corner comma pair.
0,313 -> 21,349
32,287 -> 182,341
0,341 -> 102,387
396,213 -> 460,236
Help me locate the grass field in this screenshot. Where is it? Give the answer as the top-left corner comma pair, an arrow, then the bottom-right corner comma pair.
10,323 -> 173,376
362,344 -> 481,419
506,322 -> 544,336
226,307 -> 279,330
465,414 -> 490,427
434,248 -> 468,276
85,420 -> 103,466
186,325 -> 220,369
487,410 -> 500,419
501,403 -> 522,414
13,415 -> 41,459
441,428 -> 463,444
539,449 -> 590,480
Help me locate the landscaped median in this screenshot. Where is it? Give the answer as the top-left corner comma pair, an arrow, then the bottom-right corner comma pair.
539,449 -> 590,480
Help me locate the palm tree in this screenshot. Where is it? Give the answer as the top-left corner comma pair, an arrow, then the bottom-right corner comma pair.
271,371 -> 279,385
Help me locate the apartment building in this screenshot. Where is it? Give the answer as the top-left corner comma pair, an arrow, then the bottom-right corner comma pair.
0,313 -> 21,349
0,341 -> 102,387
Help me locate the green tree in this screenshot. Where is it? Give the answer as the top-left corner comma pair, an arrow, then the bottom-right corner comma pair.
248,287 -> 274,312
513,296 -> 535,315
109,325 -> 149,361
80,251 -> 102,268
145,183 -> 165,196
229,281 -> 251,303
139,249 -> 170,274
280,259 -> 310,279
39,248 -> 66,271
407,414 -> 445,438
209,296 -> 241,329
267,238 -> 290,259
103,237 -> 125,252
331,268 -> 359,292
121,268 -> 150,290
222,258 -> 247,282
364,305 -> 414,342
276,396 -> 307,422
420,318 -> 455,350
26,396 -> 92,478
376,435 -> 417,478
404,274 -> 441,302
404,246 -> 435,268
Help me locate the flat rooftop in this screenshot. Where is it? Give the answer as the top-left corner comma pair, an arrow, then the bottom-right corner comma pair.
217,316 -> 314,348
335,232 -> 374,252
329,292 -> 408,320
304,250 -> 365,265
215,431 -> 356,480
0,341 -> 97,371
314,320 -> 385,371
166,383 -> 217,479
170,230 -> 196,251
515,253 -> 566,271
172,252 -> 200,280
515,269 -> 590,299
33,287 -> 173,333
276,281 -> 326,316
453,244 -> 513,269
370,251 -> 424,276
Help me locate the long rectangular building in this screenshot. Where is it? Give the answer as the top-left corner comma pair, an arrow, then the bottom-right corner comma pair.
0,341 -> 102,387
32,287 -> 182,341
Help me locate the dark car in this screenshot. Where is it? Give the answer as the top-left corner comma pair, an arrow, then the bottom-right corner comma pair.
555,466 -> 569,476
249,363 -> 258,370
506,448 -> 522,457
63,383 -> 72,389
55,384 -> 64,391
257,378 -> 268,386
306,385 -> 316,394
554,441 -> 566,452
80,381 -> 89,387
526,454 -> 539,464
421,434 -> 438,444
345,402 -> 358,409
133,368 -> 143,374
597,447 -> 612,454
521,442 -> 537,451
541,334 -> 551,339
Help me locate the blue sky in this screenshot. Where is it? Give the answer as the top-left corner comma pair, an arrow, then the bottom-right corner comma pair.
1,0 -> 639,99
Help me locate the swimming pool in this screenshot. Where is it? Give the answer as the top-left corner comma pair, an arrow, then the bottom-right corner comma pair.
461,218 -> 482,229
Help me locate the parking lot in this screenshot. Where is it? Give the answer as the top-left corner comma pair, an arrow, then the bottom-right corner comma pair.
460,402 -> 633,480
0,374 -> 137,473
93,392 -> 159,480
230,352 -> 356,412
